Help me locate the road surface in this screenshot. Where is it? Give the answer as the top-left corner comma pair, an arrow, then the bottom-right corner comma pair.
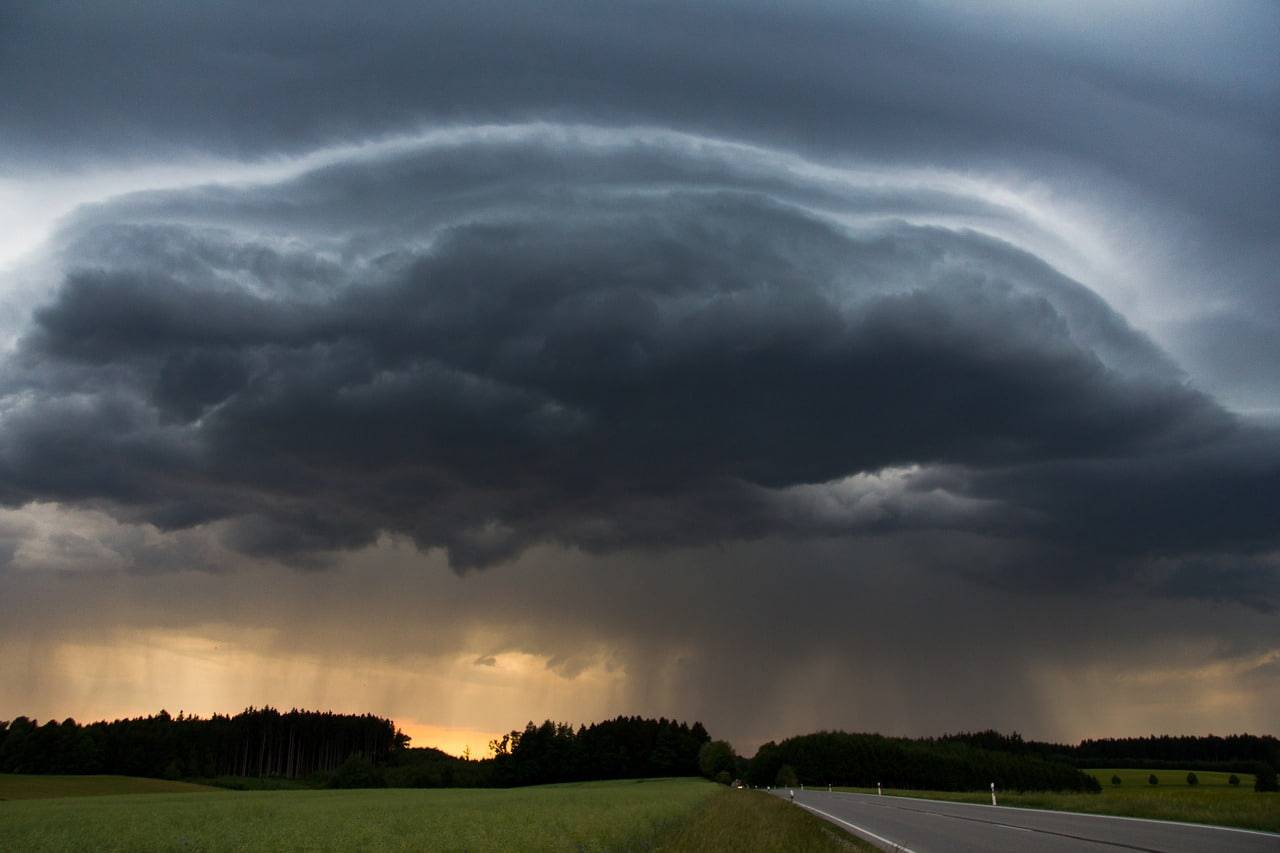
769,788 -> 1280,852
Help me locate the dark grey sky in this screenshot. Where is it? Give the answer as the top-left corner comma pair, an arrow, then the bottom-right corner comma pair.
0,1 -> 1276,751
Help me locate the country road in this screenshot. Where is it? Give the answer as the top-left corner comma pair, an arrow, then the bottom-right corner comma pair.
770,789 -> 1280,852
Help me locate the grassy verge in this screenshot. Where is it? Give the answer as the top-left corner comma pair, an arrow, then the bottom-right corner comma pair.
658,788 -> 875,852
0,777 -> 717,852
0,774 -> 223,800
833,776 -> 1280,833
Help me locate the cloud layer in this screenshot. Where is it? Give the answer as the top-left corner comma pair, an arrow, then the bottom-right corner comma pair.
2,131 -> 1272,579
1,1 -> 1277,747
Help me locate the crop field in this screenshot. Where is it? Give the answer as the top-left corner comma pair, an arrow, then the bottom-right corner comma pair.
833,769 -> 1278,833
1085,768 -> 1254,788
0,776 -> 867,852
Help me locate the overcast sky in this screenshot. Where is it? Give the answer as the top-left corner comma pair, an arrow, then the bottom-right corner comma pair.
1,0 -> 1277,756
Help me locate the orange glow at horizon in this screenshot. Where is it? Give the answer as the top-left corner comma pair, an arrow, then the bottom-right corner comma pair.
396,720 -> 507,759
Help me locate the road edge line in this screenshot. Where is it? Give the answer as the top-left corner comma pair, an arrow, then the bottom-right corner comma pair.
797,801 -> 918,853
822,791 -> 1280,839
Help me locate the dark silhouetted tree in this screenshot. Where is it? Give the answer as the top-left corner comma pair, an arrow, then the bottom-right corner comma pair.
698,740 -> 737,780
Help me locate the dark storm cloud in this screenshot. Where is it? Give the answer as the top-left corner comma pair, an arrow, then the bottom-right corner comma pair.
2,0 -> 1278,750
2,134 -> 1277,579
4,1 -> 1276,409
1141,556 -> 1280,614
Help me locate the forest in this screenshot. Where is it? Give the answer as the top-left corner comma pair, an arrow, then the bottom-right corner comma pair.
3,711 -> 1276,793
939,730 -> 1280,784
1068,734 -> 1280,774
745,730 -> 1100,792
0,708 -> 404,780
0,710 -> 709,790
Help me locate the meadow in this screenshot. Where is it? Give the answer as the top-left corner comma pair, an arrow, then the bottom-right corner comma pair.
833,767 -> 1278,833
0,776 -> 869,852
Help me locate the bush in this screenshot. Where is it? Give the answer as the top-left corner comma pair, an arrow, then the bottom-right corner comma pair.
1228,774 -> 1240,786
1148,774 -> 1159,785
329,755 -> 386,789
1186,772 -> 1198,786
1111,775 -> 1121,786
775,765 -> 799,787
715,770 -> 732,786
1255,766 -> 1279,793
698,740 -> 738,780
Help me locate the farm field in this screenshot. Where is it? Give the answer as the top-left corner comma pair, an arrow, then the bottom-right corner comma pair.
0,776 -> 868,852
832,768 -> 1278,833
0,774 -> 223,800
1085,768 -> 1254,788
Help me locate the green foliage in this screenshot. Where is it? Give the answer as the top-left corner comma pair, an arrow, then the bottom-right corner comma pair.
0,778 -> 721,852
748,731 -> 1098,792
697,740 -> 737,780
0,709 -> 402,780
1186,772 -> 1198,786
486,716 -> 710,786
775,765 -> 799,787
1255,765 -> 1279,792
1111,774 -> 1122,785
1149,774 -> 1159,785
329,755 -> 386,789
1,712 -> 711,791
1229,774 -> 1240,786
714,770 -> 731,786
1072,734 -> 1280,772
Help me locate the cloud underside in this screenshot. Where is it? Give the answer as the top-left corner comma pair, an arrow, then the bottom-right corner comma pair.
0,131 -> 1274,597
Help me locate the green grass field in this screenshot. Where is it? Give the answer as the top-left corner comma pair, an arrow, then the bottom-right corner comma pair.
0,774 -> 223,800
0,777 -> 869,852
833,768 -> 1278,833
1086,767 -> 1254,788
664,789 -> 872,852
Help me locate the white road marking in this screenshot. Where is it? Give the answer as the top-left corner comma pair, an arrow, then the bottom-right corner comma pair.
821,790 -> 1280,839
796,801 -> 919,853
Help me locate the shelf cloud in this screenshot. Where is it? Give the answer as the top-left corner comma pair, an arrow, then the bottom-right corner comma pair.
1,0 -> 1276,748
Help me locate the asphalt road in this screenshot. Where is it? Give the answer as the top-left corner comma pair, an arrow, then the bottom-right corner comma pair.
769,789 -> 1280,852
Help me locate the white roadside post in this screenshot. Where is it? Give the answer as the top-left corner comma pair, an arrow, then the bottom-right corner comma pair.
877,782 -> 882,796
828,783 -> 831,792
991,782 -> 997,806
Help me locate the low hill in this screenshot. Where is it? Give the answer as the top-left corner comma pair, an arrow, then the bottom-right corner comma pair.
0,774 -> 223,800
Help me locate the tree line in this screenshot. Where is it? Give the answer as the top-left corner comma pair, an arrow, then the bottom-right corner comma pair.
0,710 -> 709,790
378,716 -> 711,788
742,730 -> 1100,792
5,710 -> 1274,793
938,730 -> 1279,790
0,708 -> 404,780
1070,734 -> 1279,774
